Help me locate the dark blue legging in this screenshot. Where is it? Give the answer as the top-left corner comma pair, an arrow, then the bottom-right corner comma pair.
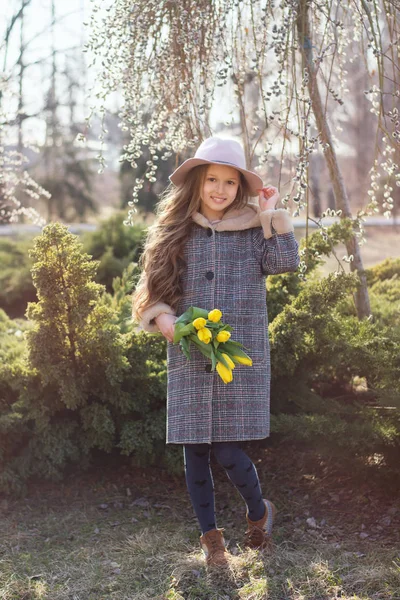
183,442 -> 266,535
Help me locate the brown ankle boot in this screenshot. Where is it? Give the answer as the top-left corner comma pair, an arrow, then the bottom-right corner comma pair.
244,499 -> 277,550
200,528 -> 229,567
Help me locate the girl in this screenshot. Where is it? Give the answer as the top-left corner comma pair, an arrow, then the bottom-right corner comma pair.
132,137 -> 299,568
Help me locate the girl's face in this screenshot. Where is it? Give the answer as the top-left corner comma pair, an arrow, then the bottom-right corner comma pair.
200,164 -> 240,221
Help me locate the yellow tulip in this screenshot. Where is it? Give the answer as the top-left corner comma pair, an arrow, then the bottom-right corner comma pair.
197,327 -> 212,344
216,330 -> 231,343
221,353 -> 235,370
208,309 -> 222,323
232,355 -> 253,366
193,317 -> 207,330
216,361 -> 233,384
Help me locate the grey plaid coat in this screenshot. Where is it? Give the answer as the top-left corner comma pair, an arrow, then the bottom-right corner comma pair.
138,202 -> 300,445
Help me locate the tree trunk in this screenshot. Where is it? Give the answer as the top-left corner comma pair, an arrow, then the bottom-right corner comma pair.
309,153 -> 322,218
296,0 -> 371,319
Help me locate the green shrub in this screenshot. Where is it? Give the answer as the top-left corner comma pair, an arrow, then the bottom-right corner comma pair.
265,219 -> 357,322
269,271 -> 400,473
81,212 -> 145,291
366,257 -> 400,285
369,277 -> 400,329
0,224 -> 168,495
266,272 -> 302,322
0,309 -> 37,493
0,213 -> 145,318
0,238 -> 36,318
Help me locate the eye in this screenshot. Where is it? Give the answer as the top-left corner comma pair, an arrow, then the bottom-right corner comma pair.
208,177 -> 216,182
228,181 -> 236,185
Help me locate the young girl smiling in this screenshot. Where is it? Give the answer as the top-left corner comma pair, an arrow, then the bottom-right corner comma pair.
133,136 -> 299,567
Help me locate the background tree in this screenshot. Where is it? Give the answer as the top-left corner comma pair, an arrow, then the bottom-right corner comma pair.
0,0 -> 48,225
1,0 -> 100,224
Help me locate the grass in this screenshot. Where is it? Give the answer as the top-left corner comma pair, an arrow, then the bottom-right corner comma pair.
1,446 -> 399,600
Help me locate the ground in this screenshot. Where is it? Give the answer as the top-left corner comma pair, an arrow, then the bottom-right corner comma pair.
1,443 -> 399,600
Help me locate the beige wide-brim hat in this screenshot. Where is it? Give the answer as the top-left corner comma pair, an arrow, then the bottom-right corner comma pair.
169,137 -> 263,197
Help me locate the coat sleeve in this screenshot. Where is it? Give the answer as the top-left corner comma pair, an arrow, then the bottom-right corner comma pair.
137,301 -> 176,333
133,274 -> 176,333
252,209 -> 300,275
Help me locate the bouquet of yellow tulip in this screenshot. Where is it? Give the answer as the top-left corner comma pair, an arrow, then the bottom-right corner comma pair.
173,307 -> 252,384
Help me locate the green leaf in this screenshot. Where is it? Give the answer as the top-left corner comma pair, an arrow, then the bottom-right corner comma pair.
215,350 -> 231,369
175,307 -> 193,325
210,350 -> 217,371
188,333 -> 213,358
180,337 -> 191,360
220,340 -> 244,351
191,307 -> 210,320
218,324 -> 233,332
173,322 -> 195,343
212,339 -> 220,352
173,323 -> 184,343
219,342 -> 252,361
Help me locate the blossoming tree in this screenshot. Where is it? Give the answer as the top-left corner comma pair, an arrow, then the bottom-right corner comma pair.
86,0 -> 400,319
1,0 -> 49,225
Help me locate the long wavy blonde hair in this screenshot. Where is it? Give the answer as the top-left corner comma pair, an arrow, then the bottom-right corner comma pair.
132,164 -> 251,321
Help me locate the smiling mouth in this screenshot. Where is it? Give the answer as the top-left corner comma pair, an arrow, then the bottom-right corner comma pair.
211,196 -> 226,202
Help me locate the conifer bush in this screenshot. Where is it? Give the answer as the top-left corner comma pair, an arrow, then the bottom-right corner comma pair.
0,224 -> 170,494
0,214 -> 145,319
81,212 -> 145,291
366,257 -> 400,285
262,224 -> 399,475
269,271 -> 400,474
0,309 -> 37,493
0,238 -> 36,318
26,223 -> 130,412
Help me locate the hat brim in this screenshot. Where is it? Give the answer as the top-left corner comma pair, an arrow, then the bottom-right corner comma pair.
169,158 -> 263,197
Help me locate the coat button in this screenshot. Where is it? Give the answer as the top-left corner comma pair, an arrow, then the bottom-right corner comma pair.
205,364 -> 212,373
207,228 -> 213,237
205,271 -> 214,280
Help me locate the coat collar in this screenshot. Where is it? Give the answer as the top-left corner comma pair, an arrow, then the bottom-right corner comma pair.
191,200 -> 261,232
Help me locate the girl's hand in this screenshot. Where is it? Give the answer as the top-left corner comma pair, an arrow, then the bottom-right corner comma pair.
257,186 -> 279,211
155,312 -> 177,342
